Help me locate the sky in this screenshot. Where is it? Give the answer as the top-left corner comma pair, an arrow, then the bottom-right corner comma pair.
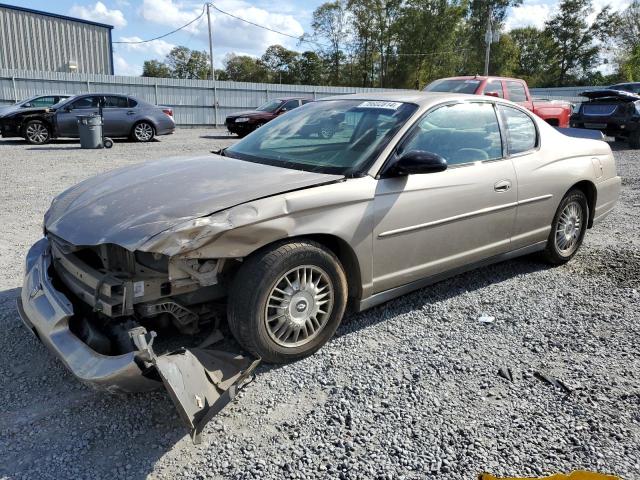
3,0 -> 631,76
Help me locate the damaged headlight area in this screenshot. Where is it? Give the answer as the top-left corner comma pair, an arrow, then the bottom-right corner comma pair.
22,234 -> 259,443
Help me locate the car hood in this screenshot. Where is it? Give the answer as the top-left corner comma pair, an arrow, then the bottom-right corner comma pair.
227,110 -> 271,118
580,89 -> 640,102
0,106 -> 51,119
44,155 -> 343,250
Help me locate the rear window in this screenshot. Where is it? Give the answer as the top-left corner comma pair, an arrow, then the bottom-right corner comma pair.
498,105 -> 537,154
424,79 -> 481,94
506,81 -> 527,102
484,80 -> 504,98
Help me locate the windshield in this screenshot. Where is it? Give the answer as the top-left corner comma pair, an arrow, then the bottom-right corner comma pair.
424,79 -> 481,94
256,100 -> 284,112
50,96 -> 76,109
225,99 -> 418,176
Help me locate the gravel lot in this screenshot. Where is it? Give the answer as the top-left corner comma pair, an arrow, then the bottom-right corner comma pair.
0,129 -> 638,480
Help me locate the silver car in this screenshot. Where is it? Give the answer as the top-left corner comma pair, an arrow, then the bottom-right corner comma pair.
0,93 -> 175,144
18,92 -> 620,440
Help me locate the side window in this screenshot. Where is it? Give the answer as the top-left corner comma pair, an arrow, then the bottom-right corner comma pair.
104,96 -> 128,108
301,99 -> 313,105
506,81 -> 527,102
498,105 -> 537,154
29,96 -> 56,107
72,96 -> 100,109
484,80 -> 504,98
281,100 -> 300,111
401,102 -> 503,166
128,98 -> 138,108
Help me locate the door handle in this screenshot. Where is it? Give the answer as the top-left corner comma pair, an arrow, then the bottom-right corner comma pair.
127,111 -> 135,115
494,180 -> 512,192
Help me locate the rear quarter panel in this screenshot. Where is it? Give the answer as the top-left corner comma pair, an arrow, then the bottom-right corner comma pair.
510,119 -> 615,249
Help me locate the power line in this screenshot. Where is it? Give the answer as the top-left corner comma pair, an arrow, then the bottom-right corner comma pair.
207,2 -> 328,49
113,5 -> 206,44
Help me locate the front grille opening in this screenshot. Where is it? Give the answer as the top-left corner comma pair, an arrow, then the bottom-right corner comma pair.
74,248 -> 104,270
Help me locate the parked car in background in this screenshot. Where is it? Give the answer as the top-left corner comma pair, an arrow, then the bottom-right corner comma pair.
0,94 -> 71,118
570,89 -> 640,148
0,94 -> 175,144
609,82 -> 640,94
424,76 -> 573,128
225,97 -> 312,137
19,92 -> 619,440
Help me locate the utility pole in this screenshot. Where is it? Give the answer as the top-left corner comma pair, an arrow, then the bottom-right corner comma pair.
206,3 -> 215,81
484,7 -> 492,76
206,3 -> 219,126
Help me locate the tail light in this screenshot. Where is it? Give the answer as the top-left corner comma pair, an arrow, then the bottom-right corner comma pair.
162,108 -> 173,118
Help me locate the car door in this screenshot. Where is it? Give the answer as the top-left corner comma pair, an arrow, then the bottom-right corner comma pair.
506,80 -> 533,111
496,104 -> 556,250
372,101 -> 518,293
102,95 -> 131,137
55,96 -> 101,137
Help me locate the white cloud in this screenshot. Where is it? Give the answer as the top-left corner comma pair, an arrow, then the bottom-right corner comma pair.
118,36 -> 175,57
504,1 -> 553,31
113,54 -> 142,76
139,0 -> 305,56
69,1 -> 127,28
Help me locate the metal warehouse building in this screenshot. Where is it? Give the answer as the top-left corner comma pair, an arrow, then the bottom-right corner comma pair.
0,3 -> 113,74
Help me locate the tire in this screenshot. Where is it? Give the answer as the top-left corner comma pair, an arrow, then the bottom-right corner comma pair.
227,240 -> 348,364
24,120 -> 51,145
629,131 -> 640,149
542,189 -> 589,265
131,121 -> 155,142
252,121 -> 266,133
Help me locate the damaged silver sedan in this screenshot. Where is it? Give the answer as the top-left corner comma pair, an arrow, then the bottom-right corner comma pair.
18,92 -> 620,441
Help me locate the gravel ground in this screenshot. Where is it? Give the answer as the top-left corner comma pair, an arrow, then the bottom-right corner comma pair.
0,129 -> 638,480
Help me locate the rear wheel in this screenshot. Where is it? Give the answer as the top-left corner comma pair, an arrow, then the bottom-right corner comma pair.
24,120 -> 50,145
542,189 -> 588,265
132,122 -> 155,142
227,240 -> 348,363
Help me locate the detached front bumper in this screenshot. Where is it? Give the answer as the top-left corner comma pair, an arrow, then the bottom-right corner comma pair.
19,237 -> 260,443
18,237 -> 160,393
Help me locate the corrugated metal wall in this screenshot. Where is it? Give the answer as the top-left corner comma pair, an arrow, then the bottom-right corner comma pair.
0,6 -> 112,74
0,68 -> 408,125
0,68 -> 593,126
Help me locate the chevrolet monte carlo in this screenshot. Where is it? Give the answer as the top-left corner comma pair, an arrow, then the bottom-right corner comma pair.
18,92 -> 621,441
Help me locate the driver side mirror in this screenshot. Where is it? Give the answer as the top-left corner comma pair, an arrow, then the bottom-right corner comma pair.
385,150 -> 447,177
22,103 -> 32,108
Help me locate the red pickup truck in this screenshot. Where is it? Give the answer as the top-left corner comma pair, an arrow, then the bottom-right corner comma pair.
424,76 -> 572,128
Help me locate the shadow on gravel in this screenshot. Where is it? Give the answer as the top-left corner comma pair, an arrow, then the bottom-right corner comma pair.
200,134 -> 237,140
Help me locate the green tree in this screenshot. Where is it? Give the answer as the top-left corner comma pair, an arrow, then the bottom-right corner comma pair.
261,45 -> 300,84
544,0 -> 603,86
142,59 -> 171,78
165,47 -> 212,80
508,27 -> 555,85
296,51 -> 324,85
223,54 -> 269,82
309,1 -> 349,85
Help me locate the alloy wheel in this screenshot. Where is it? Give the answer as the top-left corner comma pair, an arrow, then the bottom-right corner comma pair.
134,123 -> 153,141
264,265 -> 334,348
554,200 -> 583,256
26,123 -> 49,144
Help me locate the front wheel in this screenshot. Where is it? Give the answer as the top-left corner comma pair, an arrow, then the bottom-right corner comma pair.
542,189 -> 588,265
132,122 -> 155,142
227,240 -> 348,363
24,120 -> 51,145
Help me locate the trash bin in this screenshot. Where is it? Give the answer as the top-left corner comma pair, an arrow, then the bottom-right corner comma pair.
77,114 -> 103,149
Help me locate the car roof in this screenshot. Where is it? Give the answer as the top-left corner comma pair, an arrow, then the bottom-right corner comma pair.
275,96 -> 312,101
433,75 -> 526,83
320,90 -> 509,108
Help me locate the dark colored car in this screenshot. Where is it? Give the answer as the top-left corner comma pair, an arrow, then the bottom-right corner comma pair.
0,93 -> 175,145
225,97 -> 312,137
0,94 -> 71,118
609,82 -> 640,94
570,89 -> 640,148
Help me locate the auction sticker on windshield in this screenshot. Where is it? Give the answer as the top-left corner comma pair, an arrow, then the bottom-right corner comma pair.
357,101 -> 403,110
